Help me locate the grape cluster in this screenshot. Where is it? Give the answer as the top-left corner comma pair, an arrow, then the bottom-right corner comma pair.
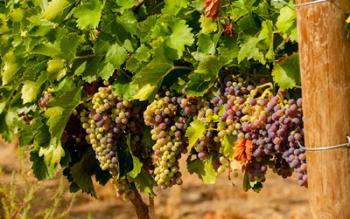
144,92 -> 187,188
75,76 -> 306,192
80,86 -> 145,197
216,77 -> 306,187
81,86 -> 121,174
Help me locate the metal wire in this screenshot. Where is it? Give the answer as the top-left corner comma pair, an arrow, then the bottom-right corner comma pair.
272,0 -> 331,7
295,0 -> 330,7
298,136 -> 350,151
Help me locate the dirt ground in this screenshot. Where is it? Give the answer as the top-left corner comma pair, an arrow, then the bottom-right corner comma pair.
0,140 -> 311,219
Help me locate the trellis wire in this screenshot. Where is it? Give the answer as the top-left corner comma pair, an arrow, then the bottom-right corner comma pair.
298,136 -> 350,151
273,0 -> 331,7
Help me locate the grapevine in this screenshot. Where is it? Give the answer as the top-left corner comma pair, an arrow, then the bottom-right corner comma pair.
0,0 -> 312,218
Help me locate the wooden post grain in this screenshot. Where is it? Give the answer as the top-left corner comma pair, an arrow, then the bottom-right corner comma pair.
296,0 -> 350,218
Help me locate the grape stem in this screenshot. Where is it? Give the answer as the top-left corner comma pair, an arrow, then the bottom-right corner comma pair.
250,82 -> 273,97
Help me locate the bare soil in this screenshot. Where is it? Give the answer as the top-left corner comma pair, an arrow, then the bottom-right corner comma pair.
0,141 -> 310,219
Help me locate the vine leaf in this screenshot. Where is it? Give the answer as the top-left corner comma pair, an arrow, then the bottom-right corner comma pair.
221,134 -> 236,158
131,59 -> 173,101
162,0 -> 188,15
188,157 -> 217,184
238,37 -> 264,64
186,119 -> 206,150
272,53 -> 300,89
30,151 -> 56,180
70,152 -> 97,196
134,170 -> 155,196
98,62 -> 115,81
42,0 -> 69,21
21,73 -> 47,104
276,6 -> 297,42
166,19 -> 194,59
21,81 -> 40,104
60,33 -> 81,60
74,0 -> 104,30
200,15 -> 218,34
186,55 -> 224,96
1,51 -> 18,85
106,43 -> 128,69
128,155 -> 143,179
234,138 -> 253,164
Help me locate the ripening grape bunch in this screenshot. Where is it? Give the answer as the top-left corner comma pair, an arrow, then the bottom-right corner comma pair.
79,85 -> 146,198
144,91 -> 189,188
68,75 -> 306,193
215,76 -> 307,187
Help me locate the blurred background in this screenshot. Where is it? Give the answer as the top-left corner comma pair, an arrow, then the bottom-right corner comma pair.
0,139 -> 310,219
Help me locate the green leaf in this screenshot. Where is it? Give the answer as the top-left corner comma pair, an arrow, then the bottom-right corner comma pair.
185,75 -> 212,96
166,19 -> 194,59
186,119 -> 206,150
105,44 -> 128,69
185,55 -> 224,96
131,59 -> 173,101
60,33 -> 81,60
272,53 -> 300,89
187,157 -> 217,184
112,73 -> 137,100
70,152 -> 96,196
30,150 -> 56,180
127,155 -> 143,179
32,43 -> 61,57
196,32 -> 222,56
134,169 -> 155,196
74,0 -> 104,29
276,6 -> 297,41
221,134 -> 236,158
162,0 -> 188,15
238,37 -> 265,64
74,61 -> 87,76
195,55 -> 222,77
98,62 -> 115,80
258,20 -> 274,61
45,106 -> 66,138
116,0 -> 138,11
117,10 -> 138,35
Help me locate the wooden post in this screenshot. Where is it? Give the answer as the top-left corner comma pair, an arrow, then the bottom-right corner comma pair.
296,0 -> 350,218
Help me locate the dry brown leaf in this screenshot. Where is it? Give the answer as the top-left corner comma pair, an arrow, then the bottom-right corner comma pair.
223,23 -> 234,37
204,0 -> 220,19
234,138 -> 253,164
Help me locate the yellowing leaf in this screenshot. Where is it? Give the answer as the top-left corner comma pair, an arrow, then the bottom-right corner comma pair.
42,0 -> 69,20
1,51 -> 17,85
39,139 -> 65,167
22,81 -> 40,104
200,15 -> 217,34
133,84 -> 157,101
10,8 -> 24,22
47,58 -> 66,80
186,119 -> 206,150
